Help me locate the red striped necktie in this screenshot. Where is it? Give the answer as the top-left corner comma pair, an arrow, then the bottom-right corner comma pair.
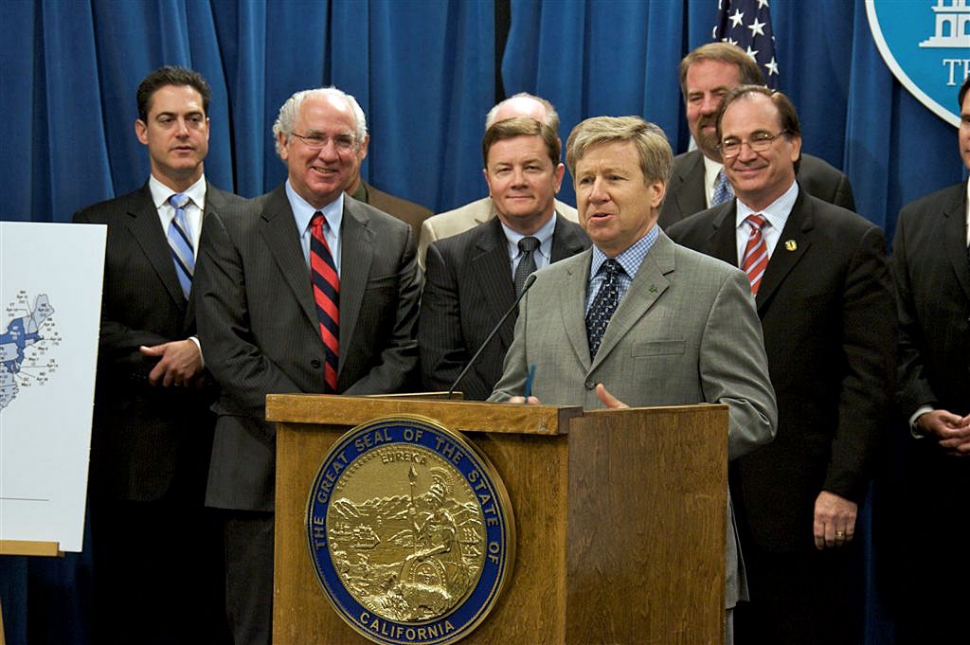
310,212 -> 339,392
740,214 -> 769,295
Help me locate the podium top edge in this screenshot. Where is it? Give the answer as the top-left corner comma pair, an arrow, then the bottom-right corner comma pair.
265,393 -> 582,435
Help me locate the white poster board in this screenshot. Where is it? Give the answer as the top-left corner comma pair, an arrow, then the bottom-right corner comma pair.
0,222 -> 106,552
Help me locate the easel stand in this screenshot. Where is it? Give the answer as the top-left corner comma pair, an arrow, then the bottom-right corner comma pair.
0,540 -> 63,645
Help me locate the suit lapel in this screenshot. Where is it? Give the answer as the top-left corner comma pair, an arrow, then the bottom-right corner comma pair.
590,233 -> 671,372
185,183 -> 227,328
560,250 -> 594,370
126,183 -> 186,314
706,203 -> 740,266
550,216 -> 589,262
672,152 -> 708,220
472,218 -> 517,348
259,187 -> 321,336
755,192 -> 812,312
338,199 -> 376,371
942,187 -> 970,302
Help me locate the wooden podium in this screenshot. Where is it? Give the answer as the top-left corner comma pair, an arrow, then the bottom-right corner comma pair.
268,395 -> 727,645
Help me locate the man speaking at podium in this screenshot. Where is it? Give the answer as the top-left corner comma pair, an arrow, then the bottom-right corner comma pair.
489,116 -> 776,644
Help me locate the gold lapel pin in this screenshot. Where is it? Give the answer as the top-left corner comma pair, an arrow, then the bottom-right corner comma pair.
785,239 -> 797,252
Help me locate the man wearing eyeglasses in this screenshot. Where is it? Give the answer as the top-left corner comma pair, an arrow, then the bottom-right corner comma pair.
667,86 -> 894,645
194,87 -> 420,645
659,43 -> 854,229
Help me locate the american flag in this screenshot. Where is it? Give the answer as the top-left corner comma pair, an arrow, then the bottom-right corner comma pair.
713,0 -> 780,89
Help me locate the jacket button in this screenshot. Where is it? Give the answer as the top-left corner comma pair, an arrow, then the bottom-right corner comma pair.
584,380 -> 595,390
310,358 -> 321,369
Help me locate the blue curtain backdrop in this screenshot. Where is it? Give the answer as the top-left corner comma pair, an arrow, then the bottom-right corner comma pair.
1,1 -> 967,643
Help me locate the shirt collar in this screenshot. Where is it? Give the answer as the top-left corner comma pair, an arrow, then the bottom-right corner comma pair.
286,180 -> 345,235
589,224 -> 660,281
735,180 -> 799,233
702,155 -> 724,197
149,174 -> 206,211
500,212 -> 558,259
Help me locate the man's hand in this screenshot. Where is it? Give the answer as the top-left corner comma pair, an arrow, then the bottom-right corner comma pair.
917,410 -> 970,456
507,395 -> 541,405
595,383 -> 628,409
813,491 -> 857,550
140,340 -> 203,387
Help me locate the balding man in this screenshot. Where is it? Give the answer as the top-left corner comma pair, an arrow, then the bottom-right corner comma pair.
195,87 -> 419,645
668,86 -> 894,645
417,93 -> 579,271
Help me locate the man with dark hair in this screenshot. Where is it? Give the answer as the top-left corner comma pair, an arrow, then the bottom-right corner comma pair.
668,86 -> 895,645
890,74 -> 970,645
417,93 -> 579,271
491,115 -> 777,644
195,86 -> 420,645
660,43 -> 855,228
419,117 -> 589,399
73,65 -> 239,643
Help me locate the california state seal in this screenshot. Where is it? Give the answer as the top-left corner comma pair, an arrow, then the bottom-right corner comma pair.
306,415 -> 514,645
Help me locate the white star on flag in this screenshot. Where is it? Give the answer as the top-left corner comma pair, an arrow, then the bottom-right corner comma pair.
713,0 -> 780,89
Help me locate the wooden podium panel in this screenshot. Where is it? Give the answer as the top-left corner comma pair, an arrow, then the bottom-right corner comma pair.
268,395 -> 726,645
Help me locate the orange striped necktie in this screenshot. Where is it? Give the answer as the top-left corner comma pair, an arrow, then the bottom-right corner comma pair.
740,214 -> 769,295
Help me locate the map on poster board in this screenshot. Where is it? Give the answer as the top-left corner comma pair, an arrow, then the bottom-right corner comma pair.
0,222 -> 106,552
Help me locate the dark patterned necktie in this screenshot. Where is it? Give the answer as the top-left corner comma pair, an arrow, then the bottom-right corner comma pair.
513,236 -> 540,295
167,193 -> 194,298
310,212 -> 339,392
585,259 -> 622,360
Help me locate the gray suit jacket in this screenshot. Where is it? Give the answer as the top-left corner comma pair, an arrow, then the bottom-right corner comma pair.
418,196 -> 579,272
491,231 -> 777,606
420,214 -> 589,399
195,185 -> 421,511
659,150 -> 856,229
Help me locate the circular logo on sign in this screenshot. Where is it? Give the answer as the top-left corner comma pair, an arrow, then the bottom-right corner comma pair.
306,415 -> 514,645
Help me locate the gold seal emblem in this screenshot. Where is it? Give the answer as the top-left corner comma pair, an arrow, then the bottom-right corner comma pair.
306,415 -> 514,645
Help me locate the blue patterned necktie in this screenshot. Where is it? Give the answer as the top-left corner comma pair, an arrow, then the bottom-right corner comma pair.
711,168 -> 734,206
167,193 -> 194,298
585,259 -> 623,360
513,236 -> 540,295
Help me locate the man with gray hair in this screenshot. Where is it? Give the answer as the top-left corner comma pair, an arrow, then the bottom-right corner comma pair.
195,86 -> 420,644
417,92 -> 579,271
490,115 -> 777,644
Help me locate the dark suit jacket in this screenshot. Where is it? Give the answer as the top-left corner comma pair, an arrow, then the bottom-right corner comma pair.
894,182 -> 970,421
668,189 -> 895,552
194,185 -> 421,511
73,181 -> 240,501
659,150 -> 856,229
363,180 -> 432,239
419,215 -> 590,400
